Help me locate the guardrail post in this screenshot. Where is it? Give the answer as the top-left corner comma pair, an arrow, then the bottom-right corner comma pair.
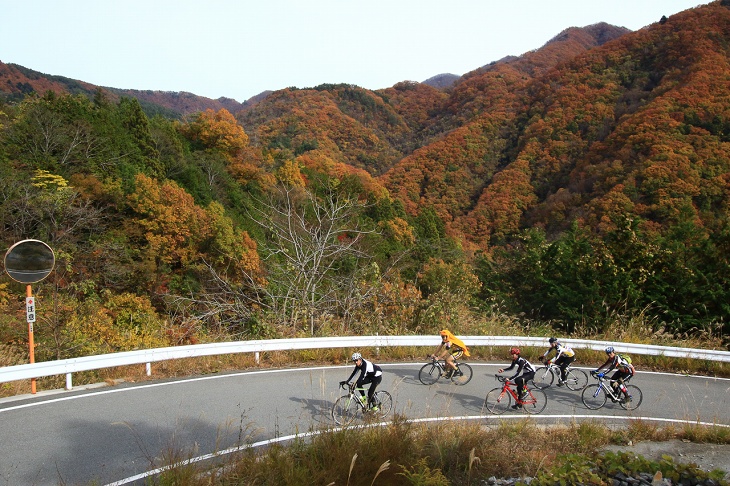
255,352 -> 260,364
146,363 -> 151,376
65,373 -> 72,390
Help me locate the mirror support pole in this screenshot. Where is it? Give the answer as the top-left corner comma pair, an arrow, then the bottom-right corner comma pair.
27,284 -> 36,394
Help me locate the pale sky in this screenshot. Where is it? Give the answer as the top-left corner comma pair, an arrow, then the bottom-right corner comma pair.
1,0 -> 707,103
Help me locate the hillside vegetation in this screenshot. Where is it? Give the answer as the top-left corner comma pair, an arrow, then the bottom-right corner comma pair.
0,2 -> 728,379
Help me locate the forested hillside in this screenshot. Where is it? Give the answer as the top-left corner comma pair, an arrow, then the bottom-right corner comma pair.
0,2 -> 728,367
0,61 -> 246,118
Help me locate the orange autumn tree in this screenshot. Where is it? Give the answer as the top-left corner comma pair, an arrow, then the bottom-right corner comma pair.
127,174 -> 211,271
179,108 -> 249,160
126,174 -> 260,287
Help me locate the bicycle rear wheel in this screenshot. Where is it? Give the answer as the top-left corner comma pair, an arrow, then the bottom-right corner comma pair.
531,366 -> 554,389
418,363 -> 441,385
371,390 -> 393,419
582,384 -> 607,410
332,395 -> 359,425
451,363 -> 473,385
484,387 -> 511,415
564,368 -> 589,391
619,385 -> 642,411
522,388 -> 547,414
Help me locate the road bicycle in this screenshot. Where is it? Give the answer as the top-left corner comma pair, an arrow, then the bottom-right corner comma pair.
332,382 -> 393,426
531,358 -> 589,390
581,371 -> 643,411
418,356 -> 473,385
483,374 -> 547,414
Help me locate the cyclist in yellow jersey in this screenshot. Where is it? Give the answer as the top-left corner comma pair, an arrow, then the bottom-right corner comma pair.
541,337 -> 576,386
431,329 -> 470,379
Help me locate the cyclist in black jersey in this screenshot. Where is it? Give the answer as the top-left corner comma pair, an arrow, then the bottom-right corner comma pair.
340,352 -> 383,409
595,346 -> 635,402
498,347 -> 536,409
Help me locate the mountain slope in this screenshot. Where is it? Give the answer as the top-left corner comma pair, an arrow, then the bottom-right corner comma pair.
0,61 -> 247,118
454,2 -> 729,245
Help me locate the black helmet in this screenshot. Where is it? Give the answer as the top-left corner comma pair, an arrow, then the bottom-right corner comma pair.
605,346 -> 615,355
548,337 -> 558,344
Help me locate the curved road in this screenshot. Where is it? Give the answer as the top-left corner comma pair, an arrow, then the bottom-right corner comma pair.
0,362 -> 728,485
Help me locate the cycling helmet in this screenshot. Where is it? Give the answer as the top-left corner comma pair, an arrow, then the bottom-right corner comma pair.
605,346 -> 615,355
439,329 -> 449,337
548,337 -> 558,344
351,352 -> 362,361
509,347 -> 520,355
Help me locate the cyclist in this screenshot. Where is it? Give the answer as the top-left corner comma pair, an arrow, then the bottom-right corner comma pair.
340,352 -> 383,409
594,346 -> 635,402
431,329 -> 470,379
498,347 -> 536,409
541,337 -> 576,386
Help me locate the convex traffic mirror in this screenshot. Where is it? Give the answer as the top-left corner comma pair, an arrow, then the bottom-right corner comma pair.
4,239 -> 55,284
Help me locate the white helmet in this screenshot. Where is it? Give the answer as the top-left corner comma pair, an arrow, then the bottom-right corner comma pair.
351,352 -> 362,361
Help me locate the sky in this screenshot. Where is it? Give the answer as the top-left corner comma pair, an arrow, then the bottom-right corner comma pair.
1,0 -> 707,103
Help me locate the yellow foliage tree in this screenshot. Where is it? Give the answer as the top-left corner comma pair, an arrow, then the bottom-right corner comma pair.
127,174 -> 210,267
179,108 -> 249,160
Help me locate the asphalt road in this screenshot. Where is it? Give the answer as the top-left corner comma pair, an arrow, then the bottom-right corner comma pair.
0,362 -> 728,486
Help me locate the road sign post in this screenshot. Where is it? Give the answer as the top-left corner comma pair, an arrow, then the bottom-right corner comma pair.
3,239 -> 55,394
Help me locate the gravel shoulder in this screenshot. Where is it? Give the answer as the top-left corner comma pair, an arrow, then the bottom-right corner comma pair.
602,440 -> 730,480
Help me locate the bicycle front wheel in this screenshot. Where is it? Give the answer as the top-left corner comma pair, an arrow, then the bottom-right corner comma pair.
564,368 -> 589,391
531,366 -> 554,389
582,384 -> 607,410
451,363 -> 473,385
522,388 -> 547,414
418,363 -> 441,385
332,395 -> 359,425
620,385 -> 643,411
484,387 -> 511,415
372,390 -> 393,419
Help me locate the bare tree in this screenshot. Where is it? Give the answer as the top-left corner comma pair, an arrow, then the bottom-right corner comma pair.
166,184 -> 380,336
249,184 -> 378,334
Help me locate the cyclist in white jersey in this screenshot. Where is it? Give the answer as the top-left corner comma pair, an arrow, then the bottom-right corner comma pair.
541,337 -> 576,386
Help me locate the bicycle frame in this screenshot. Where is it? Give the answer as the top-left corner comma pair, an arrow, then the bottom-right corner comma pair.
332,382 -> 393,425
484,374 -> 547,414
344,384 -> 371,411
499,379 -> 529,404
428,357 -> 446,372
592,375 -> 622,400
418,357 -> 473,385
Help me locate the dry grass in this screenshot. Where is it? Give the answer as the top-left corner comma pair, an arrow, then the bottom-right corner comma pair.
176,419 -> 729,485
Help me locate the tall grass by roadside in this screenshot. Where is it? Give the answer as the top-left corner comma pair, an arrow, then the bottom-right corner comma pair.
150,418 -> 730,486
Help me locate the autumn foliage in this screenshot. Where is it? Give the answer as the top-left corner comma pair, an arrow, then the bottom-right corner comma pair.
1,2 -> 730,362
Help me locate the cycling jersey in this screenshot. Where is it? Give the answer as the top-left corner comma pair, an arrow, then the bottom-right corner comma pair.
503,356 -> 536,381
438,330 -> 471,357
543,342 -> 575,360
347,358 -> 382,384
597,354 -> 635,375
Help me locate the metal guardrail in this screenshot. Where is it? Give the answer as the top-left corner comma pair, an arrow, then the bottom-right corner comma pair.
1,335 -> 728,390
